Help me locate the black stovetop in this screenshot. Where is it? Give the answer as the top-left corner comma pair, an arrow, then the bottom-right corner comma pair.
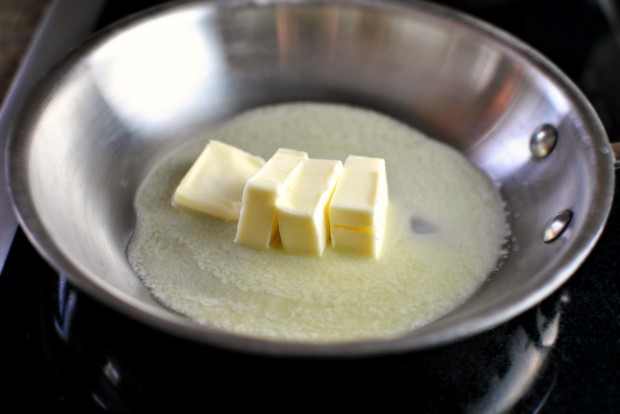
2,0 -> 620,412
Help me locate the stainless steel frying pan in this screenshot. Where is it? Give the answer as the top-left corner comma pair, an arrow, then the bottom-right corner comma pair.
6,0 -> 619,356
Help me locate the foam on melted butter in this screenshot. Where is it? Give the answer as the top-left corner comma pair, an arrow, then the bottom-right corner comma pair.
127,103 -> 509,342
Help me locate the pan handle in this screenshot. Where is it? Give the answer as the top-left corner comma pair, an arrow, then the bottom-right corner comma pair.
613,142 -> 620,170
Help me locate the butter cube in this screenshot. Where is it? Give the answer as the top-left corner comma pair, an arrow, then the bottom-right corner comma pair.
276,159 -> 343,256
329,155 -> 388,258
235,148 -> 308,249
173,140 -> 265,220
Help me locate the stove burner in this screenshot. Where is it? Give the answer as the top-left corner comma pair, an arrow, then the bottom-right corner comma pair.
40,266 -> 563,412
2,230 -> 564,412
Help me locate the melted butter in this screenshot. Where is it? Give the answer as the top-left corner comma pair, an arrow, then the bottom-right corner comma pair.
127,103 -> 509,342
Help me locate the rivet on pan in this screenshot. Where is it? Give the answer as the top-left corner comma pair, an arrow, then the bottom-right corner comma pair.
530,124 -> 558,159
543,209 -> 573,243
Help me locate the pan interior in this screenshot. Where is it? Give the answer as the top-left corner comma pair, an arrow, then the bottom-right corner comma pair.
126,102 -> 510,342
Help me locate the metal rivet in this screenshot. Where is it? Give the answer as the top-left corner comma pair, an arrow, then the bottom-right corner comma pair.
530,124 -> 558,159
543,210 -> 573,243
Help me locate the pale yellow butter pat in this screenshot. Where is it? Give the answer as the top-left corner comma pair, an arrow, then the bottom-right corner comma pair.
235,148 -> 308,249
329,155 -> 388,258
173,140 -> 265,220
276,159 -> 343,256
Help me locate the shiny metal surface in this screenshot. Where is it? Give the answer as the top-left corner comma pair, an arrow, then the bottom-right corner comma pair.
543,210 -> 573,244
6,0 -> 616,356
0,0 -> 106,272
530,124 -> 558,159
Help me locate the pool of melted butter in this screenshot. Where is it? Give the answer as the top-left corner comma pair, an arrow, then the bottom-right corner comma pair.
127,103 -> 509,342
